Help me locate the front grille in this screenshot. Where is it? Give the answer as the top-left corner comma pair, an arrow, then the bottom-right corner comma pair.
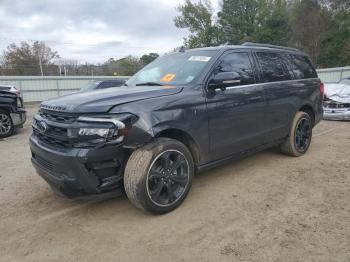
323,99 -> 350,109
39,110 -> 77,124
324,103 -> 350,109
34,130 -> 72,148
48,126 -> 67,136
33,109 -> 77,148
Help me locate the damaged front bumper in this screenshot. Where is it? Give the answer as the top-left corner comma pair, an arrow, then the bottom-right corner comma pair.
323,83 -> 350,120
29,134 -> 128,200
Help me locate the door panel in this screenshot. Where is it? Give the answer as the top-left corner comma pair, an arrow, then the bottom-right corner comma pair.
254,51 -> 294,142
207,85 -> 266,159
206,51 -> 266,160
262,81 -> 297,140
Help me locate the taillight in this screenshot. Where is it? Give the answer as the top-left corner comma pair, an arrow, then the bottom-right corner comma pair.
320,83 -> 325,100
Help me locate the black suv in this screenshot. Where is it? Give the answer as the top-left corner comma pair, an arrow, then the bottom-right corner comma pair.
0,91 -> 26,138
30,43 -> 323,214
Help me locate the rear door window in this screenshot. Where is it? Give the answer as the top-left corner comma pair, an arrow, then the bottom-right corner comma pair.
217,52 -> 255,85
288,54 -> 317,79
256,52 -> 291,82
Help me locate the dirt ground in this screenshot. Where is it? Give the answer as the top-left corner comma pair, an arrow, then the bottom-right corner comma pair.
0,105 -> 349,262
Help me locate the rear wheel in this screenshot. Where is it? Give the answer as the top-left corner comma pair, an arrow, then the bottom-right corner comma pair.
280,111 -> 312,157
124,138 -> 194,214
0,110 -> 14,138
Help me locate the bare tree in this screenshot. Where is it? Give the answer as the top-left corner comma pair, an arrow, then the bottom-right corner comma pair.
2,41 -> 59,76
289,0 -> 333,65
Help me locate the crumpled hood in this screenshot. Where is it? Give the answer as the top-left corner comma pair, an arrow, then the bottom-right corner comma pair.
41,86 -> 183,113
324,83 -> 350,103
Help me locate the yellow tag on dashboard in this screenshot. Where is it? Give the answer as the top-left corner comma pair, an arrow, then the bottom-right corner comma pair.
160,74 -> 176,82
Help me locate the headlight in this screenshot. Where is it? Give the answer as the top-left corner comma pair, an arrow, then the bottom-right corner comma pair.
17,98 -> 22,108
77,116 -> 125,139
78,128 -> 114,138
67,114 -> 136,144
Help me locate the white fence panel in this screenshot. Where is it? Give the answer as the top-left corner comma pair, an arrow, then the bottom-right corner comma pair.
316,66 -> 350,83
0,76 -> 129,103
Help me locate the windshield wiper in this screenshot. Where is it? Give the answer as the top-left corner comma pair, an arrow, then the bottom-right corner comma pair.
135,82 -> 163,86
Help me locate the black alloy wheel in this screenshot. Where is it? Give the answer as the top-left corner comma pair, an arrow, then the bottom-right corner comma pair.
0,111 -> 14,138
147,150 -> 189,207
280,111 -> 313,157
124,138 -> 194,214
294,117 -> 312,152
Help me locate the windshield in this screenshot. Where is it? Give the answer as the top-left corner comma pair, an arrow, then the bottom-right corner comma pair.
81,81 -> 101,91
339,79 -> 350,85
126,50 -> 217,86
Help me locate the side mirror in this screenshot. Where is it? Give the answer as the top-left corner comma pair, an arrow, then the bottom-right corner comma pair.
209,72 -> 241,91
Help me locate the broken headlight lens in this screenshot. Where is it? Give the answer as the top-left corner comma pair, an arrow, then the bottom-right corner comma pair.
78,128 -> 115,138
67,113 -> 137,144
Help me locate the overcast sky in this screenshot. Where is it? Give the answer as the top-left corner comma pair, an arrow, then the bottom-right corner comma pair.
0,0 -> 220,63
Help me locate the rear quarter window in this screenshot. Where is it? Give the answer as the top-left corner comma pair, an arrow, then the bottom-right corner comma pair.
256,52 -> 291,83
288,54 -> 317,79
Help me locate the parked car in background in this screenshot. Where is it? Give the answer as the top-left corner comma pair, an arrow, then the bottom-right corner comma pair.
80,79 -> 126,92
0,84 -> 21,97
323,78 -> 350,120
0,91 -> 26,138
30,43 -> 323,214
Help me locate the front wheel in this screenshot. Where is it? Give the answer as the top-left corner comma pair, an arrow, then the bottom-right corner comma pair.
124,138 -> 194,214
0,110 -> 14,138
280,111 -> 313,157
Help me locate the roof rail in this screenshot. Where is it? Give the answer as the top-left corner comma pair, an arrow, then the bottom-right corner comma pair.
242,42 -> 300,52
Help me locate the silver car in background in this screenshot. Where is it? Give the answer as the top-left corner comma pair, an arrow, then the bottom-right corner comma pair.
0,84 -> 21,97
323,78 -> 350,120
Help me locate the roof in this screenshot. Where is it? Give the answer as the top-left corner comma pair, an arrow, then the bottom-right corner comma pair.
183,42 -> 305,55
0,84 -> 14,88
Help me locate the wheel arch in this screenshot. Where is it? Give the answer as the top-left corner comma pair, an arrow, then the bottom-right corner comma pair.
155,128 -> 200,164
299,104 -> 315,126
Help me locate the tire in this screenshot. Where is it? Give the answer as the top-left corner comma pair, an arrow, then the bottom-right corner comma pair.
124,138 -> 194,214
280,111 -> 313,157
0,110 -> 14,138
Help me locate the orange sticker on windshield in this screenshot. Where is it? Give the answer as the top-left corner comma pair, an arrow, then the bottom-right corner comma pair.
160,73 -> 176,82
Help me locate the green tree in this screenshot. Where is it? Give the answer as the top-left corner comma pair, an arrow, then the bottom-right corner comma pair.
317,4 -> 350,67
140,53 -> 159,66
255,0 -> 291,46
103,56 -> 142,76
172,0 -> 349,67
318,30 -> 350,67
289,0 -> 333,65
218,0 -> 265,44
174,0 -> 222,48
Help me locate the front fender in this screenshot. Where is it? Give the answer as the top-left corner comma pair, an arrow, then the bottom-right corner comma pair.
109,88 -> 210,163
0,103 -> 15,113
